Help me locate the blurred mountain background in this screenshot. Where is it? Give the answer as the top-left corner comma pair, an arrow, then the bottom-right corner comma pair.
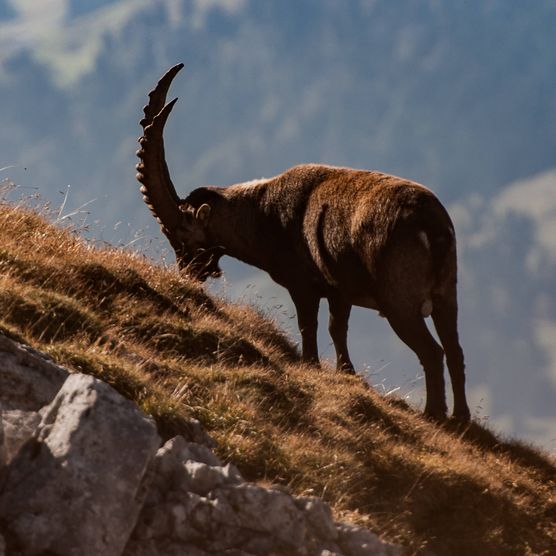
1,0 -> 555,448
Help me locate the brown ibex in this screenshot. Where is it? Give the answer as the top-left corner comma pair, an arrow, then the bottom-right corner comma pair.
136,64 -> 470,421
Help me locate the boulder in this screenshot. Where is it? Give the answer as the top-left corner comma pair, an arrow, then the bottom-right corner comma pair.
0,373 -> 160,556
0,333 -> 68,411
0,333 -> 68,468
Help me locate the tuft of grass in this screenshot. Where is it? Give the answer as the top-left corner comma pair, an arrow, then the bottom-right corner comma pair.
0,283 -> 103,342
0,201 -> 555,555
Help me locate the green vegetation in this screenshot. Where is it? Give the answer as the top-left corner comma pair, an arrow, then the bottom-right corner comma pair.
0,202 -> 554,555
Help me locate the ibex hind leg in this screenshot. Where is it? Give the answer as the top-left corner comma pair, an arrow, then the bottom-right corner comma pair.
375,237 -> 447,418
431,289 -> 470,421
382,303 -> 448,420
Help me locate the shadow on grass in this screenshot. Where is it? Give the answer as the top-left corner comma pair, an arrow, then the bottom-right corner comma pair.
443,419 -> 556,481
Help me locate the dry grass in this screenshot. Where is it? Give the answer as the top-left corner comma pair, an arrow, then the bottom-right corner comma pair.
0,201 -> 555,555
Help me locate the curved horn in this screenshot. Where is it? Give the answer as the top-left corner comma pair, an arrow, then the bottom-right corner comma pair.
136,63 -> 184,237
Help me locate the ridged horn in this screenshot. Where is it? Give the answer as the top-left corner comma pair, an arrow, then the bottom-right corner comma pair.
136,63 -> 184,237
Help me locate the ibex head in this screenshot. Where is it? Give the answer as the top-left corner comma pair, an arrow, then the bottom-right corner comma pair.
174,201 -> 223,281
136,63 -> 223,281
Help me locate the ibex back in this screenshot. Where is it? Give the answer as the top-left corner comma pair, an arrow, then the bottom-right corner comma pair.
136,64 -> 470,421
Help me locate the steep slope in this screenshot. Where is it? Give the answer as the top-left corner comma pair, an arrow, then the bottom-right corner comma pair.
3,0 -> 556,449
0,202 -> 554,555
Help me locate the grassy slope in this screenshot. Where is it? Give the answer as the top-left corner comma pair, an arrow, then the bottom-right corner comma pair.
0,202 -> 555,556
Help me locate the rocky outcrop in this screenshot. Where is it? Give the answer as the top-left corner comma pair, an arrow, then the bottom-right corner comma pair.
0,333 -> 400,556
0,373 -> 159,556
126,436 -> 400,556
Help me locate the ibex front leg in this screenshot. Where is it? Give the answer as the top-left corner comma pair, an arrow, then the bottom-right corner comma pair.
328,294 -> 355,373
291,290 -> 320,366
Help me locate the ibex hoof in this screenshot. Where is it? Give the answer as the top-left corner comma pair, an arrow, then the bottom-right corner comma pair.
424,408 -> 448,422
452,409 -> 471,423
337,363 -> 355,375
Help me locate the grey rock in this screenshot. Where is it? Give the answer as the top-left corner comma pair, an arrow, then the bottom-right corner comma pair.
0,403 -> 5,468
0,373 -> 160,556
206,483 -> 308,548
173,435 -> 222,467
0,333 -> 68,411
239,533 -> 294,555
296,496 -> 339,541
337,523 -> 402,556
0,409 -> 41,463
171,495 -> 206,542
126,435 -> 400,556
180,416 -> 216,448
0,533 -> 5,556
156,435 -> 222,479
185,460 -> 242,495
164,544 -> 211,556
124,538 -> 212,556
145,436 -> 243,505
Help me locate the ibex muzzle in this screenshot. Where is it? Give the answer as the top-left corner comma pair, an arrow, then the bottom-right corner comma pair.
136,64 -> 471,421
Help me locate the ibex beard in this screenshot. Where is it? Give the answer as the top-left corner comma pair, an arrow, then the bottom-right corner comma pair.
136,63 -> 471,422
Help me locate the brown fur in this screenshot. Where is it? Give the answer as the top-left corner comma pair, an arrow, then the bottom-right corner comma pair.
136,65 -> 470,421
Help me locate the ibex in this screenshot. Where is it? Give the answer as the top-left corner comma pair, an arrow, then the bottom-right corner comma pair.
136,64 -> 470,421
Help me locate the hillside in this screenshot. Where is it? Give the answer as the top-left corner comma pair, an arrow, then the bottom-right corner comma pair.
0,201 -> 555,556
3,0 -> 556,448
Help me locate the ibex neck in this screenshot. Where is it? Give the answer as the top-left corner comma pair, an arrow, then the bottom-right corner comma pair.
210,179 -> 275,269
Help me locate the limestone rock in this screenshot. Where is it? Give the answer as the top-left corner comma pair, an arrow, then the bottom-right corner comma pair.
296,496 -> 339,541
126,436 -> 400,556
0,373 -> 160,556
179,416 -> 216,448
0,404 -> 5,468
337,523 -> 401,556
0,333 -> 68,411
0,409 -> 41,463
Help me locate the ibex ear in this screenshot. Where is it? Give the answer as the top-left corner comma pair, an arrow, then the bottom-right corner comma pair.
195,203 -> 211,222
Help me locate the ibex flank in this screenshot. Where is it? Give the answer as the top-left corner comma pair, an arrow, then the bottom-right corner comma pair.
136,64 -> 471,421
